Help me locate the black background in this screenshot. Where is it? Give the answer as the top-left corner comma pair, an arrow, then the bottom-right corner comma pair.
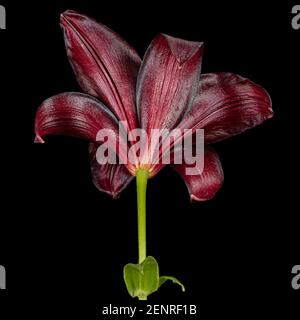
0,0 -> 299,318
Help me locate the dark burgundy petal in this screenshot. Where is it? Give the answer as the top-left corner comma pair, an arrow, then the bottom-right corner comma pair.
178,72 -> 273,143
34,92 -> 119,144
172,148 -> 224,201
60,10 -> 141,130
137,34 -> 204,133
89,143 -> 134,198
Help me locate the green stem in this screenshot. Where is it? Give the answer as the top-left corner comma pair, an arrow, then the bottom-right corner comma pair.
136,168 -> 149,264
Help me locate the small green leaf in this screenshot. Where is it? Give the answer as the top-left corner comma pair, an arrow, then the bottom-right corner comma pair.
124,256 -> 159,300
141,256 -> 159,294
123,263 -> 142,298
159,276 -> 186,292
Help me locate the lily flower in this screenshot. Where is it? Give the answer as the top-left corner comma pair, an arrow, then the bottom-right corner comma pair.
34,10 -> 273,299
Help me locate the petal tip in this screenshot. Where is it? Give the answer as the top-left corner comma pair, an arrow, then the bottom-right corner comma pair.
190,192 -> 218,202
34,135 -> 45,144
60,10 -> 79,26
162,33 -> 204,65
190,194 -> 202,202
190,194 -> 209,202
267,109 -> 274,119
111,193 -> 120,200
60,9 -> 77,18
